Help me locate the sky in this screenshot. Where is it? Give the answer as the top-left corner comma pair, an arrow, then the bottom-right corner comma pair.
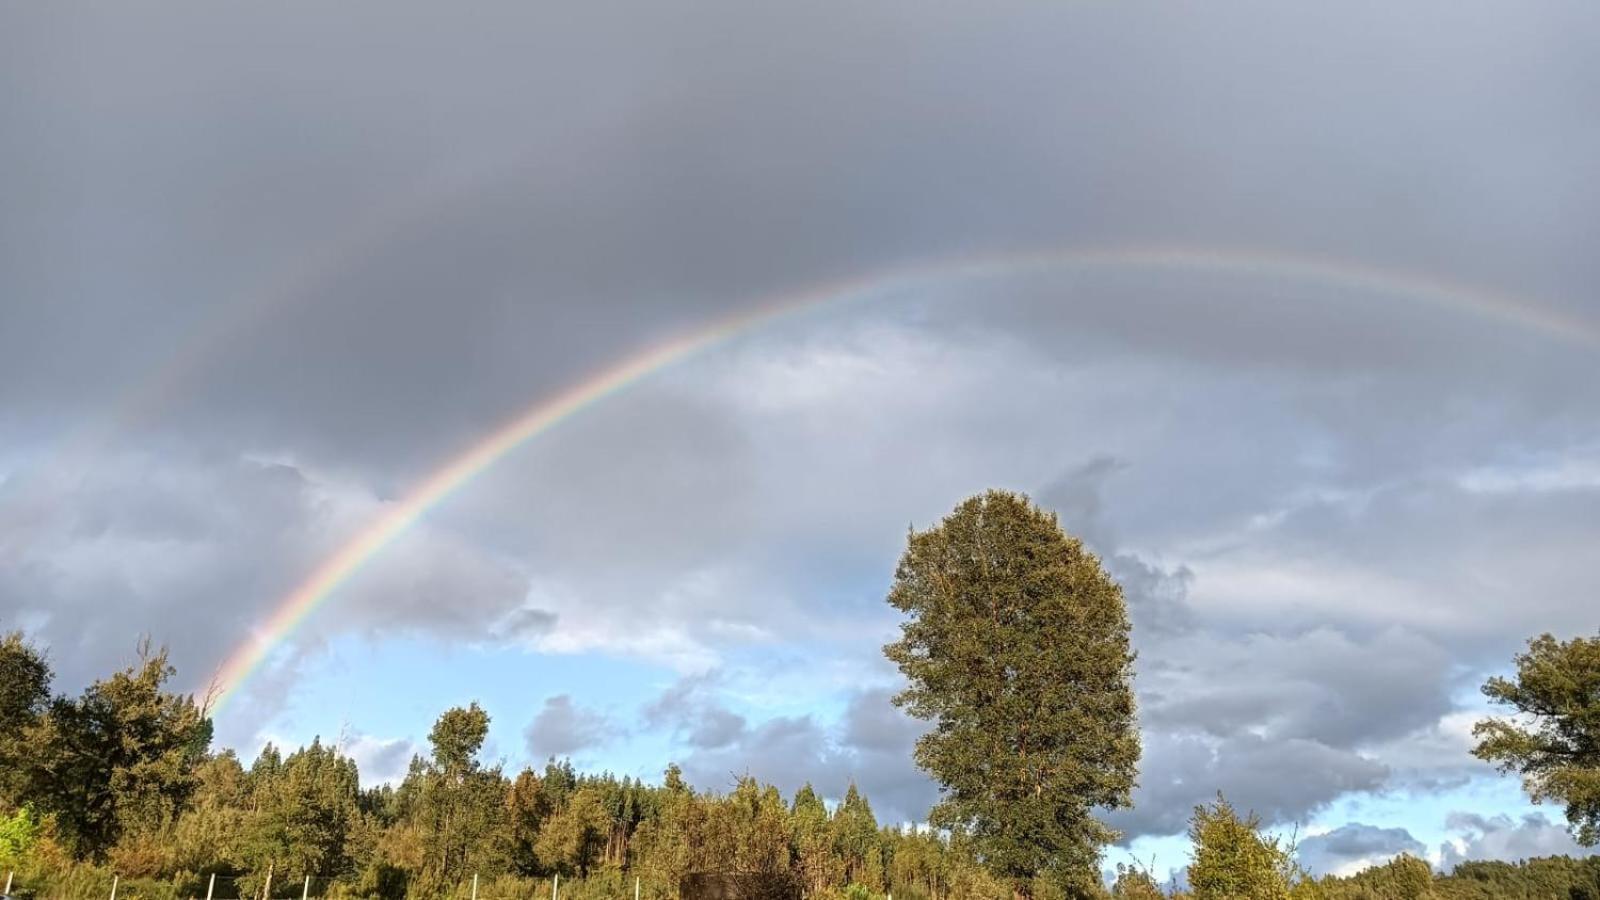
4,0 -> 1600,883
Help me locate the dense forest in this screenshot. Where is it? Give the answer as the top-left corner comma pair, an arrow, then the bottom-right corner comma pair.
0,636 -> 1595,900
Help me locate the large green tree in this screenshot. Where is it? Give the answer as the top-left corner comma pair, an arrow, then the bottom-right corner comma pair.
410,703 -> 508,892
0,631 -> 52,806
883,490 -> 1140,897
28,642 -> 211,858
1473,631 -> 1600,846
241,738 -> 361,881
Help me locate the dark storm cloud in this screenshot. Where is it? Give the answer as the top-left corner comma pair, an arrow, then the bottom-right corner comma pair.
5,0 -> 1598,465
1297,824 -> 1426,877
5,0 -> 1600,840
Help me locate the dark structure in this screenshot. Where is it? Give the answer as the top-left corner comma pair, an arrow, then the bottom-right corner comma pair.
680,873 -> 802,900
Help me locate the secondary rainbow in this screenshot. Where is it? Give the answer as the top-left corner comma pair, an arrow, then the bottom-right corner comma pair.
207,244 -> 1600,711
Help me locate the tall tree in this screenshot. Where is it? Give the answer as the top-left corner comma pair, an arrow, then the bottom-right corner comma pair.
831,784 -> 881,889
503,768 -> 552,875
883,490 -> 1140,898
791,784 -> 838,895
716,778 -> 792,875
170,751 -> 250,876
242,738 -> 361,881
1473,631 -> 1600,846
410,703 -> 507,892
534,786 -> 610,877
28,642 -> 211,858
632,765 -> 696,891
0,631 -> 52,806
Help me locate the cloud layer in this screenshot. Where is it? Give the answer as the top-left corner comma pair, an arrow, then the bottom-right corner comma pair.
4,0 -> 1600,853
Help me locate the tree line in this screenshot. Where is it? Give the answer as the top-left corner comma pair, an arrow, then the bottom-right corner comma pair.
1,490 -> 1595,900
0,632 -> 1021,900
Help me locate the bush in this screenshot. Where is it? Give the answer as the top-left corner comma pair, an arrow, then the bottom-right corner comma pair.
0,806 -> 41,869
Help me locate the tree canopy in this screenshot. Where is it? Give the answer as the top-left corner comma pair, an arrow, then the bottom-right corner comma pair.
884,490 -> 1140,897
1473,632 -> 1600,846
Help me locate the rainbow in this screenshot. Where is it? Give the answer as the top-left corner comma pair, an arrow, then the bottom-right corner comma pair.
207,245 -> 1600,711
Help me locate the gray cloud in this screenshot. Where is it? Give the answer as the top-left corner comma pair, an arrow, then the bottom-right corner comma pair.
672,688 -> 937,825
1297,824 -> 1426,877
1440,813 -> 1593,870
525,695 -> 615,760
0,449 -> 528,743
344,733 -> 422,787
643,673 -> 748,750
4,0 -> 1600,847
1110,733 -> 1388,839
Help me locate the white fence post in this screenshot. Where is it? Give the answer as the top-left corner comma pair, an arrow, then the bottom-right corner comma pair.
5,870 -> 12,894
552,873 -> 559,900
207,873 -> 216,900
110,874 -> 119,900
302,875 -> 310,900
471,873 -> 478,900
634,876 -> 640,900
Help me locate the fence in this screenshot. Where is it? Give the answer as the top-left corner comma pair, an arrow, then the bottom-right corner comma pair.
0,870 -> 647,900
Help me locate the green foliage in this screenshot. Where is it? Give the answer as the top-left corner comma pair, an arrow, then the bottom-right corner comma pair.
239,737 -> 362,880
24,640 -> 211,860
1314,854 -> 1433,900
534,786 -> 610,877
10,600 -> 1600,900
410,704 -> 508,893
792,784 -> 838,895
18,862 -> 178,900
1186,795 -> 1294,900
0,804 -> 42,867
831,784 -> 881,888
1473,632 -> 1600,846
1314,853 -> 1600,900
1111,865 -> 1165,900
0,632 -> 52,807
844,882 -> 882,900
1432,855 -> 1600,900
884,491 -> 1140,895
429,705 -> 491,776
